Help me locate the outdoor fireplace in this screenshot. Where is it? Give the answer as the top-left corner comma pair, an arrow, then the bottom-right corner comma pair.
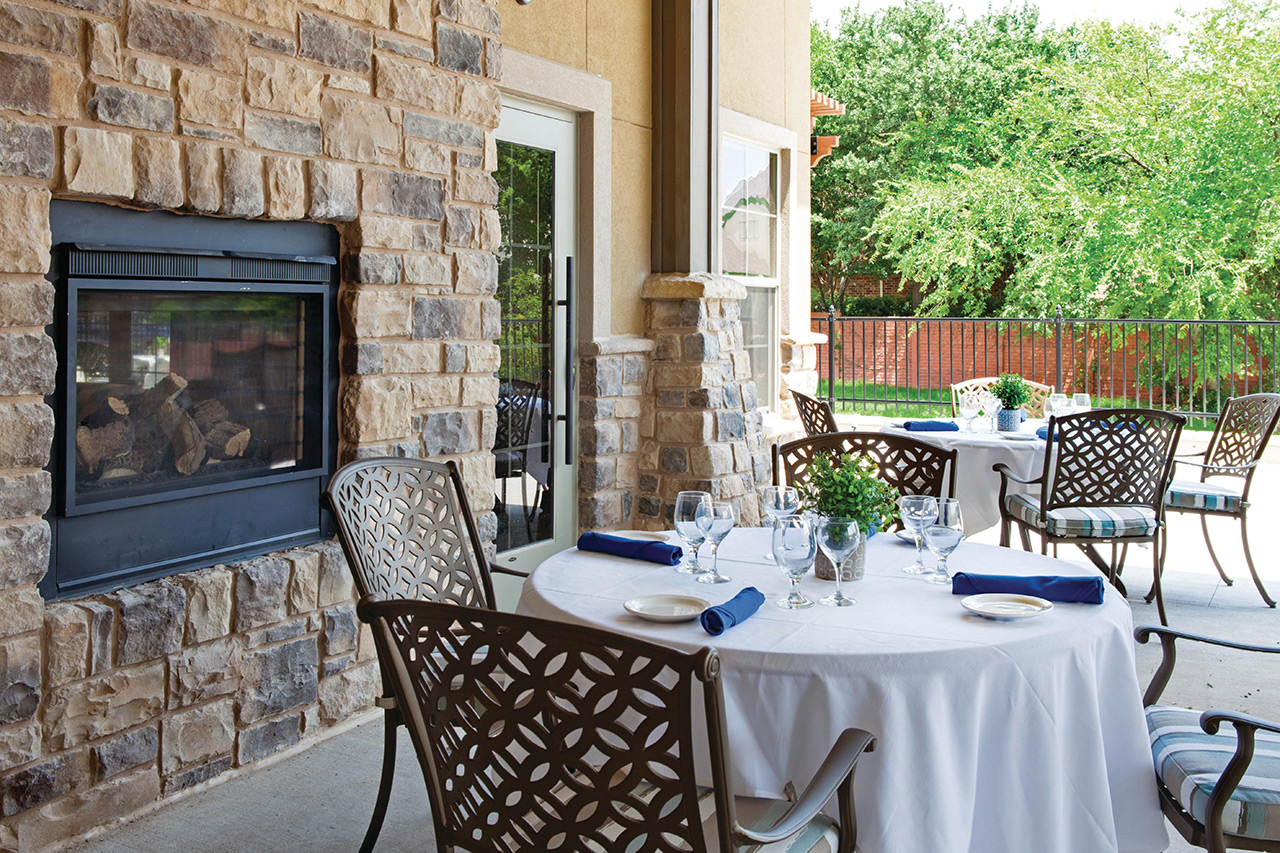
44,202 -> 339,600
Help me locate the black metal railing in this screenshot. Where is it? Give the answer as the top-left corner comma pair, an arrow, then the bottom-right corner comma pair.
812,308 -> 1280,429
499,317 -> 549,387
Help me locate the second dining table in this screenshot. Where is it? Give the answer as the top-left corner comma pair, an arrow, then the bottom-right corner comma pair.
516,528 -> 1168,853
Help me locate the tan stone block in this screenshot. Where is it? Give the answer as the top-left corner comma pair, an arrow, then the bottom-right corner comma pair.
392,0 -> 432,38
461,376 -> 498,407
655,411 -> 713,443
265,156 -> 306,220
11,765 -> 160,852
325,73 -> 370,94
167,640 -> 239,710
0,719 -> 40,769
731,350 -> 751,379
381,341 -> 439,373
411,375 -> 458,408
356,622 -> 376,662
134,136 -> 182,209
690,444 -> 734,478
321,94 -> 400,166
128,57 -> 171,90
356,215 -> 415,250
616,456 -> 637,488
160,697 -> 234,773
285,550 -> 319,614
180,567 -> 232,645
453,170 -> 497,205
464,342 -> 499,373
375,54 -> 453,109
308,0 -> 388,28
185,142 -> 221,213
454,452 -> 495,515
89,21 -> 121,79
178,70 -> 243,129
453,250 -> 494,293
44,603 -> 89,688
340,289 -> 411,339
0,52 -> 79,118
719,472 -> 746,499
222,148 -> 265,217
184,0 -> 293,30
317,661 -> 377,725
340,377 -> 411,442
478,207 -> 501,251
127,1 -> 247,75
0,585 -> 42,637
614,397 -> 642,419
0,185 -> 50,274
404,138 -> 450,174
43,661 -> 165,750
404,253 -> 449,286
457,79 -> 500,128
246,56 -> 323,118
484,130 -> 497,171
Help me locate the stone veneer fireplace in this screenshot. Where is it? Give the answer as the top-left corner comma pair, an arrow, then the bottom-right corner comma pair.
0,1 -> 503,849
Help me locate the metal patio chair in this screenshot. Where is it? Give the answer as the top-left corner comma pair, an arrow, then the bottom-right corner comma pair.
493,378 -> 542,532
950,375 -> 1055,418
325,458 -> 526,853
1154,393 -> 1280,608
996,408 -> 1184,625
1136,624 -> 1280,853
792,389 -> 840,436
357,597 -> 878,853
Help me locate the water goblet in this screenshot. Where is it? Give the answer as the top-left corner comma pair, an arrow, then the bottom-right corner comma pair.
897,494 -> 939,574
816,517 -> 860,607
674,490 -> 711,575
1072,392 -> 1092,412
694,501 -> 735,584
977,392 -> 1000,432
759,485 -> 801,563
958,392 -> 981,432
923,499 -> 964,585
1047,393 -> 1069,418
772,515 -> 817,609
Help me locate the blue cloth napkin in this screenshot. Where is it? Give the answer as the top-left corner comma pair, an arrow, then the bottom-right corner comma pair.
700,587 -> 766,635
1035,425 -> 1052,440
951,572 -> 1105,604
576,532 -> 684,566
902,420 -> 960,432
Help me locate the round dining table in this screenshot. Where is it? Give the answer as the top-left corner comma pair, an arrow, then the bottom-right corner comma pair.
881,418 -> 1050,534
516,528 -> 1168,853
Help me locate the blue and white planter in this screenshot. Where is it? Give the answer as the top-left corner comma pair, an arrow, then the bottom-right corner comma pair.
996,407 -> 1024,432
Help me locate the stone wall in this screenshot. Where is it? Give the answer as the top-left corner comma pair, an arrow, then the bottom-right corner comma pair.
577,336 -> 652,531
0,0 -> 504,849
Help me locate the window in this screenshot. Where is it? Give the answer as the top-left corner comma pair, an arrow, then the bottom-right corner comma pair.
720,137 -> 779,409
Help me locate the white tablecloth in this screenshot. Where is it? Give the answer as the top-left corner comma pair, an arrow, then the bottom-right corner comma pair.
516,529 -> 1167,853
881,419 -> 1050,533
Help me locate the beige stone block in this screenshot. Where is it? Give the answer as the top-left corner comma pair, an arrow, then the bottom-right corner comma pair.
478,207 -> 501,251
340,377 -> 411,442
184,0 -> 293,32
719,472 -> 746,499
308,0 -> 388,27
392,0 -> 432,38
222,148 -> 265,218
616,456 -> 637,488
484,130 -> 497,171
731,441 -> 752,473
134,136 -> 183,209
411,376 -> 458,408
464,342 -> 499,373
0,52 -> 79,118
0,719 -> 40,769
265,156 -> 306,220
457,79 -> 500,129
655,411 -> 713,443
690,444 -> 734,478
246,56 -> 323,118
325,73 -> 370,95
404,253 -> 449,286
161,697 -> 234,773
357,215 -> 415,250
461,376 -> 498,407
286,550 -> 320,614
178,70 -> 243,129
381,341 -> 439,373
0,585 -> 42,637
317,661 -> 377,725
0,185 -> 50,274
404,138 -> 449,174
454,452 -> 495,514
44,603 -> 89,687
185,142 -> 221,213
614,397 -> 642,419
731,350 -> 751,380
180,567 -> 232,645
356,622 -> 376,662
340,289 -> 411,339
12,766 -> 160,852
167,639 -> 239,711
43,661 -> 165,750
320,95 -> 401,166
375,54 -> 453,109
89,21 -> 122,79
453,170 -> 497,205
128,57 -> 171,90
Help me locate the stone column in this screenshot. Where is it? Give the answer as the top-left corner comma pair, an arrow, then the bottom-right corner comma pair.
779,329 -> 827,419
577,337 -> 653,531
635,273 -> 768,530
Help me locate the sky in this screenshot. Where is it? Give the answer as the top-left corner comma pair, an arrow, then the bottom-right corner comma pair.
809,0 -> 1211,29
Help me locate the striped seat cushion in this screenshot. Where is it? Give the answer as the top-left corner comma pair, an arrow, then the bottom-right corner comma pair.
1147,705 -> 1280,841
1164,479 -> 1244,513
1004,493 -> 1157,538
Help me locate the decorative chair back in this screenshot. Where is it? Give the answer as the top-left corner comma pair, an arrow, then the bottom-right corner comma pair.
1199,393 -> 1280,491
325,458 -> 495,609
791,390 -> 839,436
1042,409 -> 1184,514
773,431 -> 957,502
494,378 -> 540,455
359,598 -> 734,853
950,376 -> 1054,418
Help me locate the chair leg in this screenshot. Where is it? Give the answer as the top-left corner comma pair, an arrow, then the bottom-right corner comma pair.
1000,516 -> 1011,548
836,773 -> 857,853
1017,523 -> 1032,552
1201,513 -> 1234,586
1151,530 -> 1168,626
1240,515 -> 1276,608
360,709 -> 400,853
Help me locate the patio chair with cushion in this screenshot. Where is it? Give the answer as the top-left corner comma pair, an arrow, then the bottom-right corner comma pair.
996,408 -> 1185,625
325,458 -> 526,853
774,431 -> 957,527
1155,393 -> 1280,608
358,596 -> 878,853
950,375 -> 1055,418
792,389 -> 840,436
1135,624 -> 1280,853
493,378 -> 542,531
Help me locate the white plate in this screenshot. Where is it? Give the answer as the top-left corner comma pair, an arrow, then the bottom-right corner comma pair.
895,529 -> 917,543
611,530 -> 672,542
624,594 -> 709,623
1000,432 -> 1040,442
961,593 -> 1054,620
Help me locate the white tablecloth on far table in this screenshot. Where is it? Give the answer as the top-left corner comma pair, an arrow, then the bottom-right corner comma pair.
882,419 -> 1050,533
516,529 -> 1167,853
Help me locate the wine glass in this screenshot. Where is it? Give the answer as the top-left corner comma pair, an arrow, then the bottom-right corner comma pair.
977,392 -> 1000,432
1072,392 -> 1092,412
922,499 -> 964,585
759,485 -> 801,563
816,517 -> 860,607
772,515 -> 817,609
694,501 -> 735,585
898,494 -> 939,574
1047,393 -> 1069,418
957,392 -> 981,432
673,490 -> 710,575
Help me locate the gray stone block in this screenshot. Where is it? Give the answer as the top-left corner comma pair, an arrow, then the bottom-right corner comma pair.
579,398 -> 616,421
342,342 -> 384,376
623,354 -> 646,384
421,410 -> 475,456
578,458 -> 615,492
683,331 -> 719,363
244,113 -> 322,156
581,422 -> 620,457
323,655 -> 352,678
0,333 -> 56,396
412,297 -> 467,339
656,389 -> 685,408
0,754 -> 76,817
636,495 -> 661,518
436,23 -> 481,75
444,342 -> 466,372
0,117 -> 54,178
309,160 -> 357,221
235,557 -> 290,633
323,606 -> 358,656
114,580 -> 186,667
376,33 -> 433,62
717,411 -> 746,441
584,357 -> 623,398
363,169 -> 445,220
93,724 -> 158,780
620,421 -> 638,453
298,12 -> 371,73
723,383 -> 742,409
476,510 -> 498,542
639,473 -> 658,494
237,714 -> 301,765
0,470 -> 50,519
249,30 -> 295,55
687,388 -> 724,410
88,83 -> 174,132
404,112 -> 483,150
163,755 -> 233,796
481,298 -> 500,340
741,380 -> 759,411
350,252 -> 402,285
680,300 -> 706,326
659,447 -> 687,474
0,634 -> 40,725
239,636 -> 319,724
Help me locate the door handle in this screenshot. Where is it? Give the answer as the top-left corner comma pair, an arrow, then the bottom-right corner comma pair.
555,256 -> 574,467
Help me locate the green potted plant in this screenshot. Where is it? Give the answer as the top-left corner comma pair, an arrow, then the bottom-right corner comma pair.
796,452 -> 899,580
990,373 -> 1031,432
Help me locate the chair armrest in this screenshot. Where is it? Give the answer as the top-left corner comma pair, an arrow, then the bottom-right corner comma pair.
1135,625 -> 1280,705
489,560 -> 529,578
1172,459 -> 1259,473
992,462 -> 1042,486
1198,709 -> 1280,849
1202,708 -> 1280,738
735,728 -> 876,846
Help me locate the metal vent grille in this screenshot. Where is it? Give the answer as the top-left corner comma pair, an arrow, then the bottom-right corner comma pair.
68,250 -> 198,278
229,257 -> 330,282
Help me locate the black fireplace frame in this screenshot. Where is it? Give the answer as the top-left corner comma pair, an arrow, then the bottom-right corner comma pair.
43,201 -> 340,600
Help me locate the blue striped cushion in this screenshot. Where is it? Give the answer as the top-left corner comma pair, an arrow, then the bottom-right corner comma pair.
1004,493 -> 1157,538
1147,705 -> 1280,841
1165,480 -> 1244,513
